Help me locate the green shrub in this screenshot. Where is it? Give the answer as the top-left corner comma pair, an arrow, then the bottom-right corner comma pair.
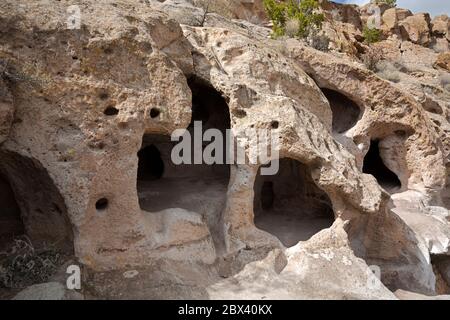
363,26 -> 381,44
263,0 -> 324,39
372,0 -> 397,6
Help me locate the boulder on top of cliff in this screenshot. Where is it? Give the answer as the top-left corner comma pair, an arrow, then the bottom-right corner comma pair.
432,15 -> 450,40
382,7 -> 412,31
399,13 -> 432,46
434,52 -> 450,71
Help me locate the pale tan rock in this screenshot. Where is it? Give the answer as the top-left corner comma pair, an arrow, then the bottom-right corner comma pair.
0,0 -> 197,268
13,282 -> 84,300
432,15 -> 450,41
1,0 -> 449,301
228,0 -> 268,24
433,37 -> 450,53
207,220 -> 397,300
382,8 -> 412,30
392,192 -> 450,256
151,0 -> 268,26
320,0 -> 362,30
360,2 -> 391,15
147,0 -> 206,26
284,41 -> 446,197
399,13 -> 432,46
395,289 -> 450,300
321,20 -> 363,55
434,52 -> 450,71
359,2 -> 391,30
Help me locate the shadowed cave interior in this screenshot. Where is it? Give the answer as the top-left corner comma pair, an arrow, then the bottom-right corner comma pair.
0,151 -> 73,253
363,139 -> 401,193
0,151 -> 74,296
0,174 -> 24,250
322,88 -> 361,134
137,77 -> 231,227
254,158 -> 335,247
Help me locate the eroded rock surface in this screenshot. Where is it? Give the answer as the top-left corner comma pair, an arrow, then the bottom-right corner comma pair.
399,13 -> 432,46
0,0 -> 449,300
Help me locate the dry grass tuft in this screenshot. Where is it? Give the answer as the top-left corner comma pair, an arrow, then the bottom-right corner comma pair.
0,236 -> 65,289
0,59 -> 45,89
376,60 -> 401,83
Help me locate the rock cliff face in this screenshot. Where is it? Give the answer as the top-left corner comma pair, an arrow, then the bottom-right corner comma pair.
0,0 -> 449,299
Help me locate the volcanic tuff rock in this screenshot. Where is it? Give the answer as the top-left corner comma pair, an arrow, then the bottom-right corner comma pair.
435,52 -> 450,71
432,15 -> 450,41
0,0 -> 449,299
382,8 -> 412,31
399,13 -> 433,46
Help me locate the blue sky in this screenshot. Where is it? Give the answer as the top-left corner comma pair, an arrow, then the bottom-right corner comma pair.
333,0 -> 450,16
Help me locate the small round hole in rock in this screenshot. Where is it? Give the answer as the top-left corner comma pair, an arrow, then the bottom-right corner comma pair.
271,121 -> 279,129
103,47 -> 113,55
95,198 -> 109,211
104,106 -> 119,116
233,109 -> 247,118
99,92 -> 109,100
150,108 -> 161,119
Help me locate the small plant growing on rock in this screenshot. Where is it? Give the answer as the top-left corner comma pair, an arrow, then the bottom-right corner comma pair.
363,26 -> 381,44
263,0 -> 324,39
372,0 -> 397,7
194,0 -> 235,26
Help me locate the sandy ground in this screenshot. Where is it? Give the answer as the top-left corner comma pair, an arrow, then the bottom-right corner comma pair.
255,212 -> 334,247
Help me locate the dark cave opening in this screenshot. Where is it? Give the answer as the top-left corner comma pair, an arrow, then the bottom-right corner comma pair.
104,106 -> 119,116
150,107 -> 161,119
431,255 -> 450,295
0,151 -> 73,252
137,77 -> 231,215
0,151 -> 74,293
137,145 -> 165,181
363,140 -> 401,191
254,158 -> 335,247
0,174 -> 24,248
188,76 -> 231,135
322,88 -> 361,134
